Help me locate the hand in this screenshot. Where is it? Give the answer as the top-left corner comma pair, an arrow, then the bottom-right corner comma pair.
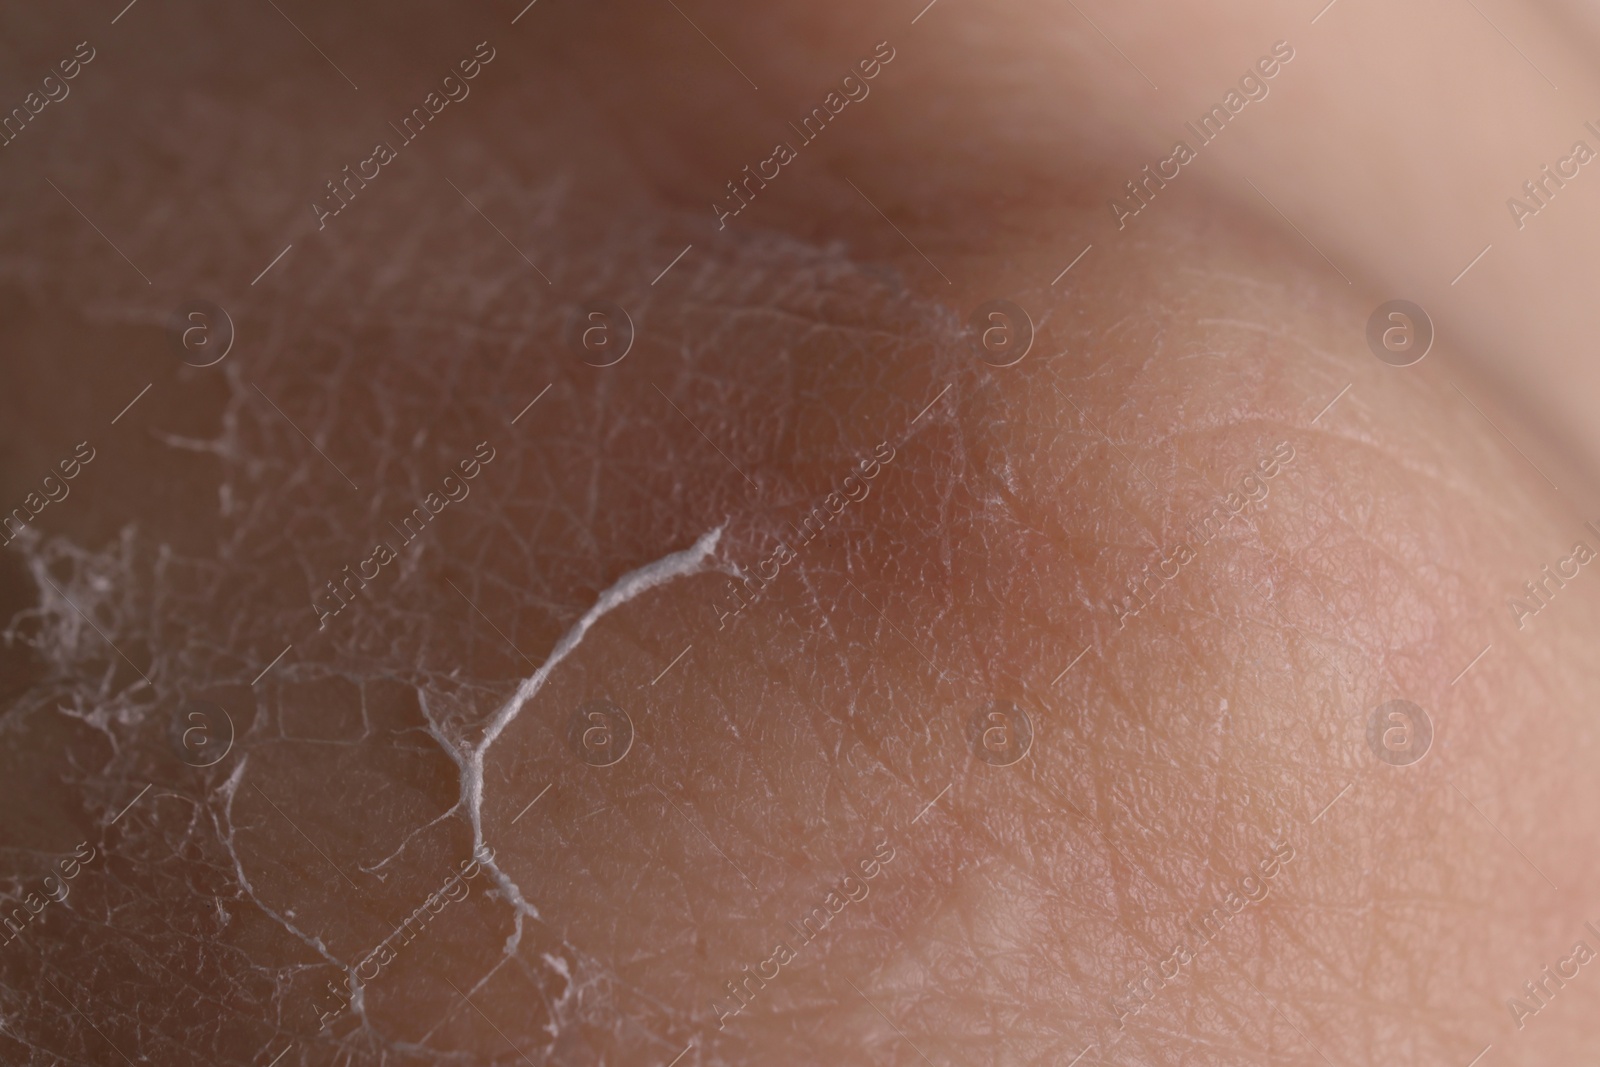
3,2 -> 1599,1065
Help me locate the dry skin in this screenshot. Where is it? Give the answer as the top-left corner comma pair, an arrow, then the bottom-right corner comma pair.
3,2 -> 1600,1066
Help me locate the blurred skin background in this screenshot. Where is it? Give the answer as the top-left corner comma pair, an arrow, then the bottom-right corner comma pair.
7,0 -> 1600,1065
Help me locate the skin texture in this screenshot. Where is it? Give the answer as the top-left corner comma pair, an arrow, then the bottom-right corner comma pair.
4,1 -> 1600,1065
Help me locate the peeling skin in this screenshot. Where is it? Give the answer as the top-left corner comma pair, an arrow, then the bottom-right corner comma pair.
6,3 -> 1600,1067
456,524 -> 725,922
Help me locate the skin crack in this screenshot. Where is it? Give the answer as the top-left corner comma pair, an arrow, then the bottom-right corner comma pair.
453,525 -> 727,926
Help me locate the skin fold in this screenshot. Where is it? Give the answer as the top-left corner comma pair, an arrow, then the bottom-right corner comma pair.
3,1 -> 1600,1065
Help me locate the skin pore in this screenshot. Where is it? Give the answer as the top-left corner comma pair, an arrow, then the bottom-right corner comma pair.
4,1 -> 1600,1065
